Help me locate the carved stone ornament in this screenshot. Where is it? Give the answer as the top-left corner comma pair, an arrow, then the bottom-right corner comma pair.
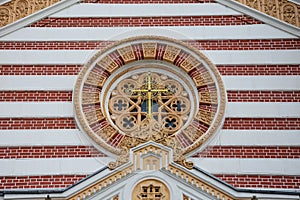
235,0 -> 300,27
73,36 -> 226,169
0,0 -> 60,27
132,179 -> 170,200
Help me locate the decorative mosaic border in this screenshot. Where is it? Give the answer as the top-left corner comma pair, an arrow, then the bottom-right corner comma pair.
73,36 -> 226,157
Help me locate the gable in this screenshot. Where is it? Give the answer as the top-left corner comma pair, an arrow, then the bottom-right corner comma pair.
0,0 -> 299,199
0,0 -> 300,37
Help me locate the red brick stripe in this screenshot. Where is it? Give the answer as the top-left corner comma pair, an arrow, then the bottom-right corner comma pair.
0,65 -> 82,75
1,91 -> 299,102
29,16 -> 262,27
0,41 -> 112,50
188,39 -> 300,50
2,39 -> 298,50
227,91 -> 300,102
0,118 -> 76,130
0,175 -> 87,189
1,64 -> 298,76
195,146 -> 300,158
5,39 -> 297,50
83,0 -> 214,3
217,65 -> 300,76
1,118 -> 298,130
0,91 -> 72,102
215,174 -> 300,189
223,118 -> 300,130
0,146 -> 105,159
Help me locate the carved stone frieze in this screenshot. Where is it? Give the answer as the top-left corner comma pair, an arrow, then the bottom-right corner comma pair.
235,0 -> 300,27
0,0 -> 60,27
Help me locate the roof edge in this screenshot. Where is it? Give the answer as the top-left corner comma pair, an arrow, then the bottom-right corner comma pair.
0,0 -> 80,38
215,0 -> 300,37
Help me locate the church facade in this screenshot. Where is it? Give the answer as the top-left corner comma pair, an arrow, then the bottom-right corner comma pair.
0,0 -> 299,199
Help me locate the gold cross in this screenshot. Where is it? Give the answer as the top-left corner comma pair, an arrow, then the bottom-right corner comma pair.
131,72 -> 168,118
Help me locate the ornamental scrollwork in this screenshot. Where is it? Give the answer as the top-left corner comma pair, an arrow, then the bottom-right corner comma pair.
235,0 -> 300,27
0,0 -> 60,27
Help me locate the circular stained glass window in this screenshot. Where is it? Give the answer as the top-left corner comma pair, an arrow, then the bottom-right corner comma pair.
73,36 -> 226,157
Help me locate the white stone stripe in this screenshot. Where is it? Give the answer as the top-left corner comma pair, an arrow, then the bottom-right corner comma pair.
50,3 -> 241,17
0,157 -> 298,176
191,158 -> 300,175
0,129 -> 299,147
0,25 -> 296,41
0,76 -> 76,91
0,50 -> 299,65
222,76 -> 300,91
0,102 -> 299,118
226,102 -> 300,118
211,130 -> 300,146
0,102 -> 73,118
0,157 -> 114,176
1,76 -> 299,91
0,129 -> 89,146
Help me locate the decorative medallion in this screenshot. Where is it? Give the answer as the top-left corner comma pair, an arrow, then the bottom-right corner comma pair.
73,36 -> 226,167
132,179 -> 170,200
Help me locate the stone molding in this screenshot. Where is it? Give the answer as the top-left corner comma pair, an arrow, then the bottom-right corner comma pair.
235,0 -> 299,28
0,0 -> 60,27
0,0 -> 80,37
216,0 -> 300,37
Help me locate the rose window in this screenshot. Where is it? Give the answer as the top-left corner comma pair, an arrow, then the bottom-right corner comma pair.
108,71 -> 192,140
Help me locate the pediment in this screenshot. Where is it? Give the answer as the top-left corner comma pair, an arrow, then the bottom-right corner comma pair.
0,0 -> 299,37
52,142 -> 240,200
2,141 -> 299,199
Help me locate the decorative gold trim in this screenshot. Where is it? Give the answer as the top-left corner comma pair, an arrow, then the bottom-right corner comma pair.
132,179 -> 170,200
0,0 -> 61,27
235,0 -> 300,27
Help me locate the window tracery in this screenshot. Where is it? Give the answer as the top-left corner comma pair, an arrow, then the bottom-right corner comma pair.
108,71 -> 191,140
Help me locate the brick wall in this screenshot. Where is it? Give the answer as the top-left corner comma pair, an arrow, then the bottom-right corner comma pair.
1,64 -> 299,76
0,65 -> 82,75
215,175 -> 300,189
0,175 -> 86,190
1,118 -> 299,130
0,91 -> 72,102
217,65 -> 300,76
227,91 -> 300,102
29,16 -> 262,27
0,146 -> 105,159
3,39 -> 299,50
195,146 -> 300,158
0,0 -> 299,192
1,91 -> 299,102
223,118 -> 300,130
0,118 -> 76,129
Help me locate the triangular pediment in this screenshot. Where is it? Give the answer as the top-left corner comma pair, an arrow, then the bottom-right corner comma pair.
0,0 -> 299,37
4,142 -> 298,200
